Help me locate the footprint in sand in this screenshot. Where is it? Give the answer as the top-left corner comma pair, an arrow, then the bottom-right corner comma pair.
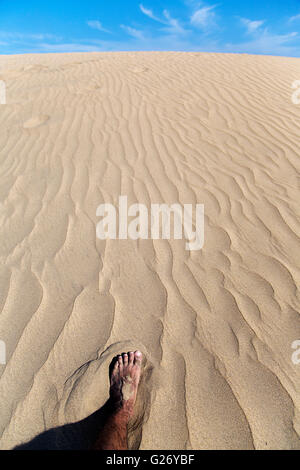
86,82 -> 102,92
22,65 -> 48,72
132,66 -> 149,73
74,83 -> 102,95
23,115 -> 50,129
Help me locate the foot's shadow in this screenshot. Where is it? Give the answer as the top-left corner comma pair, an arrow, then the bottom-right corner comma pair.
14,400 -> 112,450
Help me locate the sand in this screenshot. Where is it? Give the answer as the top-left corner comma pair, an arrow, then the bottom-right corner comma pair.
0,52 -> 299,450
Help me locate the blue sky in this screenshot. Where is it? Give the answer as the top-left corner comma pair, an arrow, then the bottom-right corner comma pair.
0,0 -> 300,56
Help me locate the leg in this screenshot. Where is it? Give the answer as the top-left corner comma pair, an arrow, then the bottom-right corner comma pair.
92,350 -> 143,450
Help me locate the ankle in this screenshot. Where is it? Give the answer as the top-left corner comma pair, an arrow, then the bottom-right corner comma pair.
107,397 -> 128,416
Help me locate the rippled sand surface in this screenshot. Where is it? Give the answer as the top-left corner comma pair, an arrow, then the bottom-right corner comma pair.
0,52 -> 299,449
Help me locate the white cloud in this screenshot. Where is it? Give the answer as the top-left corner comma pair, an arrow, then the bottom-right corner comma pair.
289,13 -> 300,22
240,18 -> 265,34
121,25 -> 145,40
139,4 -> 164,23
225,30 -> 298,56
190,5 -> 217,29
87,20 -> 110,33
233,16 -> 299,55
140,4 -> 187,35
39,42 -> 103,52
0,31 -> 59,41
162,10 -> 187,34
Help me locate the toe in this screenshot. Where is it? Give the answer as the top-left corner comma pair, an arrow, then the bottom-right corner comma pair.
118,355 -> 123,371
110,358 -> 119,384
134,350 -> 143,366
129,351 -> 134,365
123,353 -> 128,366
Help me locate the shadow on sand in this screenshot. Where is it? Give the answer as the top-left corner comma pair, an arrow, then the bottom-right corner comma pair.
14,400 -> 112,450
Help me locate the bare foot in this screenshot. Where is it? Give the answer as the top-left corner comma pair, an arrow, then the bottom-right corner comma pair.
91,350 -> 143,450
109,351 -> 143,420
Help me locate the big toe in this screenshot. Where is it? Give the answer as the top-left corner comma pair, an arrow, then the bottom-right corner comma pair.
134,350 -> 143,366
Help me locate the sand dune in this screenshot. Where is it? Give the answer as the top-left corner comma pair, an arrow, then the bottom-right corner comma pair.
0,52 -> 299,450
